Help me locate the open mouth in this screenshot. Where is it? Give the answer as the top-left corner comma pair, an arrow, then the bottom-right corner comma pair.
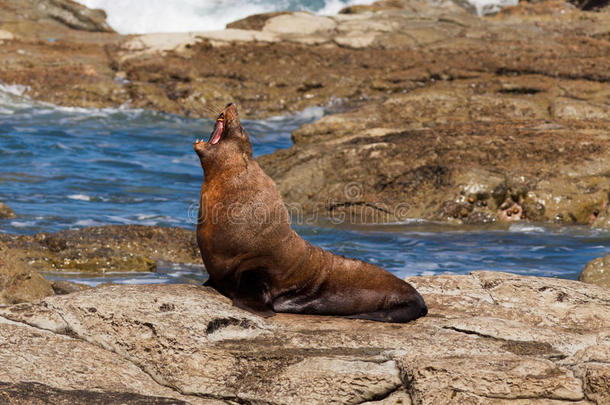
208,113 -> 225,145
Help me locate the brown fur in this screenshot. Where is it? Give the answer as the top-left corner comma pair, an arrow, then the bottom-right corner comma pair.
194,103 -> 427,322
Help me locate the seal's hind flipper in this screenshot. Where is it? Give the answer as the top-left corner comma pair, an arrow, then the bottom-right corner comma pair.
345,311 -> 395,322
345,303 -> 427,323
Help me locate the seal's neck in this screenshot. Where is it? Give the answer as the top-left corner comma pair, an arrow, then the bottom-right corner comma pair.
201,149 -> 251,180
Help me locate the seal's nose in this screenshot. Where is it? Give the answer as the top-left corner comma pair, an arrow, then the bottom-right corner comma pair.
223,103 -> 237,115
223,103 -> 239,125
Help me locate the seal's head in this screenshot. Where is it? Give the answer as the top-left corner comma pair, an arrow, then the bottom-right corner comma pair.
194,103 -> 253,172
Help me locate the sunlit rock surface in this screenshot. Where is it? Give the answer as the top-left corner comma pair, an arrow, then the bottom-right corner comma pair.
0,271 -> 608,404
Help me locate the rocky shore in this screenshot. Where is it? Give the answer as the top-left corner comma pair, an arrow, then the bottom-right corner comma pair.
1,0 -> 609,228
1,225 -> 608,403
0,271 -> 608,404
0,2 -> 608,403
0,225 -> 202,305
0,225 -> 200,274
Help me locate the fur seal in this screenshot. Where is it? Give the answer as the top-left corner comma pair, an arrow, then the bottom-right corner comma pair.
194,103 -> 427,322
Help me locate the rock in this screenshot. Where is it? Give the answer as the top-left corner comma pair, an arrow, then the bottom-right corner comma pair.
262,12 -> 336,36
258,77 -> 609,225
0,30 -> 14,40
0,0 -> 114,35
580,255 -> 610,288
0,241 -> 54,305
0,271 -> 607,404
567,0 -> 610,10
37,0 -> 114,32
120,30 -> 278,59
51,280 -> 91,295
0,381 -> 193,405
339,0 -> 406,14
226,11 -> 290,31
1,0 -> 609,119
0,202 -> 16,219
201,29 -> 278,45
0,317 -> 207,404
550,98 -> 610,120
0,225 -> 200,273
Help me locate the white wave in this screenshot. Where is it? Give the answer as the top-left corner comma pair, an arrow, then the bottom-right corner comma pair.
75,0 -> 377,34
55,142 -> 71,150
68,194 -> 92,201
9,221 -> 35,228
171,154 -> 200,165
0,82 -> 147,117
136,213 -> 158,220
317,0 -> 364,15
467,0 -> 518,15
361,218 -> 430,226
264,105 -> 325,123
0,83 -> 28,97
508,223 -> 546,233
117,278 -> 168,284
0,83 -> 36,113
106,215 -> 133,224
292,105 -> 325,121
74,219 -> 104,226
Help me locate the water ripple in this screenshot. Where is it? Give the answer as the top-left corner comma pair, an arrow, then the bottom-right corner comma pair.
0,90 -> 609,283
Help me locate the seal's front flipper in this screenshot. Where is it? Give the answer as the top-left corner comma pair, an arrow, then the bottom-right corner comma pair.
232,296 -> 276,318
231,268 -> 276,318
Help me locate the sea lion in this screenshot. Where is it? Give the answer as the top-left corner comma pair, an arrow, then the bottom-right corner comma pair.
194,103 -> 427,322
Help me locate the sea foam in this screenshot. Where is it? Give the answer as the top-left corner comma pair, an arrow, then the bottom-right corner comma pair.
75,0 -> 519,35
76,0 -> 378,34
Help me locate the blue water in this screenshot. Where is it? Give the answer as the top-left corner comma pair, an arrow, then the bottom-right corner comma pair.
1,87 -> 608,284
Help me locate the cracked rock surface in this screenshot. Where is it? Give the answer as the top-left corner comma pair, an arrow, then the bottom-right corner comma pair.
0,271 -> 608,404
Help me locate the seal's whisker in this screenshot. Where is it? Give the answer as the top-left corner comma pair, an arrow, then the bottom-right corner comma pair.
200,105 -> 220,115
200,102 -> 229,116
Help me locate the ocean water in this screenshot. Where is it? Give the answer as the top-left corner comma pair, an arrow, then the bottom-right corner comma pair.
0,86 -> 608,285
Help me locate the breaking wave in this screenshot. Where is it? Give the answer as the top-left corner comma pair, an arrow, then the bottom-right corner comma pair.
75,0 -> 378,34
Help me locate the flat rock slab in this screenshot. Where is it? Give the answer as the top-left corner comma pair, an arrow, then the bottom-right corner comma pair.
0,225 -> 200,273
0,271 -> 608,404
